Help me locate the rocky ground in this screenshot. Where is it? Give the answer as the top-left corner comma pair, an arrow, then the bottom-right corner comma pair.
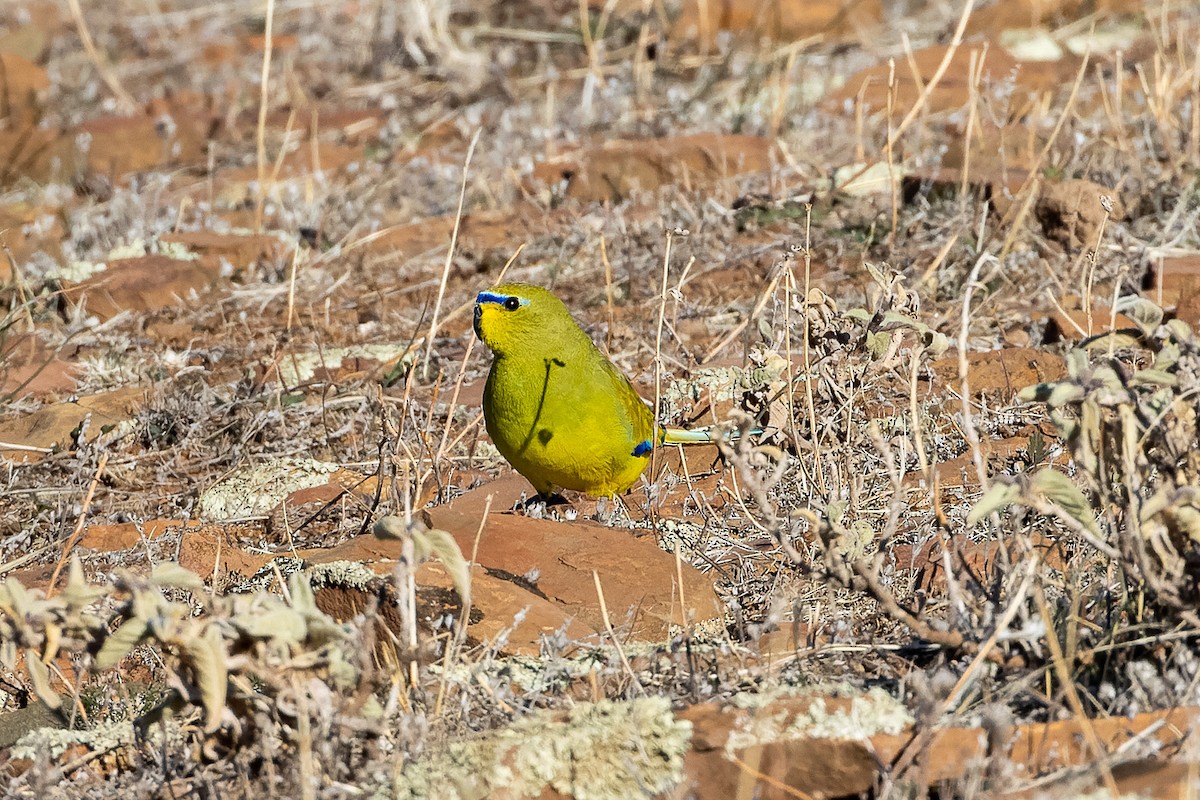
2,0 -> 1200,797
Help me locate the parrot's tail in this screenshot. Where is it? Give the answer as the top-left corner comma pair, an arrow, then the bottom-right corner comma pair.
661,425 -> 763,445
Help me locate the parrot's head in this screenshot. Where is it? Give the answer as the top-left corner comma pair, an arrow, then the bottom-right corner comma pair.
474,283 -> 583,357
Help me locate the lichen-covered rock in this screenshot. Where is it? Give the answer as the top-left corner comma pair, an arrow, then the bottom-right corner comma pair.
388,697 -> 692,800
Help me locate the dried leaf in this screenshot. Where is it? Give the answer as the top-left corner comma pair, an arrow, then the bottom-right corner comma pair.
287,570 -> 318,615
866,330 -> 891,359
1066,349 -> 1089,378
1165,318 -> 1195,343
1168,505 -> 1200,544
925,330 -> 949,357
824,500 -> 848,526
1019,381 -> 1085,407
373,515 -> 411,540
41,623 -> 61,664
1153,342 -> 1181,372
3,578 -> 31,617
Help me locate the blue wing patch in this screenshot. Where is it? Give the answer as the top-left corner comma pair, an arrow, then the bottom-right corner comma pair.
631,439 -> 653,457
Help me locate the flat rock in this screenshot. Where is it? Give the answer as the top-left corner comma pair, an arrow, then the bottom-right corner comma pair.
302,533 -> 594,656
62,255 -> 224,321
928,347 -> 1066,399
529,134 -> 776,203
1036,178 -> 1126,252
671,0 -> 883,44
0,386 -> 145,462
424,480 -> 725,640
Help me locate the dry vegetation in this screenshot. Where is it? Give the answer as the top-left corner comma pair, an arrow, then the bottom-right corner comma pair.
2,0 -> 1200,796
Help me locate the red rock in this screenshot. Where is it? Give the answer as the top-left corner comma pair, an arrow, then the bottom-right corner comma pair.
245,33 -> 298,52
175,523 -> 274,579
671,0 -> 883,44
0,126 -> 73,185
159,230 -> 291,274
1042,304 -> 1139,342
0,333 -> 79,399
826,44 -> 1067,117
1036,178 -> 1126,252
352,203 -> 556,265
0,52 -> 49,124
903,122 -> 1039,212
0,386 -> 145,462
674,697 -> 1200,798
302,532 -> 593,655
966,0 -> 1143,33
423,480 -> 724,639
79,110 -> 212,177
264,476 -> 371,549
530,134 -> 776,203
0,17 -> 54,62
1145,255 -> 1200,325
77,519 -> 197,552
871,707 -> 1200,790
212,141 -> 366,208
62,254 -> 224,321
903,431 -> 1068,500
888,529 -> 1070,595
928,348 -> 1066,399
0,202 -> 65,282
674,695 -> 892,798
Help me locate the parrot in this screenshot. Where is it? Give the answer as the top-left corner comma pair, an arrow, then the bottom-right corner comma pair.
473,282 -> 743,497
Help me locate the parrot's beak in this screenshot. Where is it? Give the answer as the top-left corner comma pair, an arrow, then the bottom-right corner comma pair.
473,303 -> 484,340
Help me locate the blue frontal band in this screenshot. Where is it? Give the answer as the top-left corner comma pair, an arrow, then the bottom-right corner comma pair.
477,291 -> 529,306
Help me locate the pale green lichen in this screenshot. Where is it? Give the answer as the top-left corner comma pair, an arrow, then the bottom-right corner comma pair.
156,239 -> 201,261
785,687 -> 912,738
275,344 -> 416,386
668,616 -> 727,642
196,457 -> 340,521
54,260 -> 108,282
11,717 -> 180,761
649,518 -> 705,559
308,560 -> 382,591
388,697 -> 692,800
432,651 -> 608,695
105,239 -> 153,261
57,238 -> 202,281
725,686 -> 913,755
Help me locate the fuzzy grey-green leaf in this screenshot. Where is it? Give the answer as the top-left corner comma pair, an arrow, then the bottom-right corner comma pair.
96,617 -> 149,669
413,528 -> 472,609
967,482 -> 1022,526
152,562 -> 205,591
1032,469 -> 1099,535
1116,296 -> 1163,331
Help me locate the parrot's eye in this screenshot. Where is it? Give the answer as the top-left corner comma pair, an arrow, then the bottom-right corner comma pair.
503,297 -> 521,311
